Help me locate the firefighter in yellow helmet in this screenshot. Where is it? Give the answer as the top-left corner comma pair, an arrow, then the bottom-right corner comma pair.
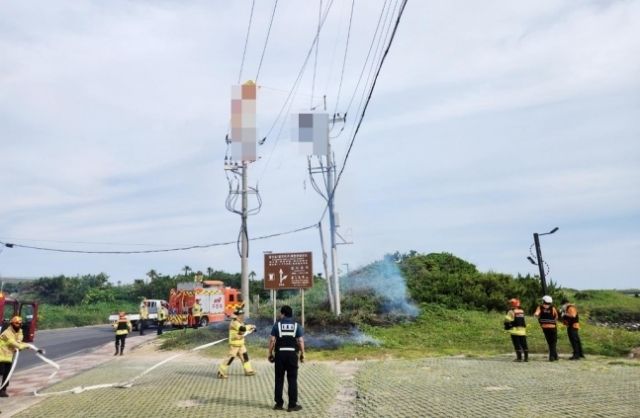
0,316 -> 42,397
217,307 -> 256,378
504,298 -> 528,362
112,312 -> 132,356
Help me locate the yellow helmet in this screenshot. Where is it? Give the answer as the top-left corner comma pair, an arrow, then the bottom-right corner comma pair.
10,316 -> 23,325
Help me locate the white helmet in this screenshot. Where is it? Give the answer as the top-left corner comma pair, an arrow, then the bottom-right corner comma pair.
542,295 -> 553,304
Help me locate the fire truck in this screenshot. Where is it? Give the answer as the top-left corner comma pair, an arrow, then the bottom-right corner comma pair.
167,280 -> 241,328
0,292 -> 38,342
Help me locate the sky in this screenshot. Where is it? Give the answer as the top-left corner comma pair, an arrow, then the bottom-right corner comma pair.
1,0 -> 639,290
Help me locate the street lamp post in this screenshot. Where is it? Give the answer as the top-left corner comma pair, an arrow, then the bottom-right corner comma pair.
527,227 -> 559,295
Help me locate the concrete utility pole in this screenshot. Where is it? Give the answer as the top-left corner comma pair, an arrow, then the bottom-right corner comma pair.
326,137 -> 341,316
241,161 -> 249,315
307,112 -> 348,316
318,221 -> 334,313
226,80 -> 260,318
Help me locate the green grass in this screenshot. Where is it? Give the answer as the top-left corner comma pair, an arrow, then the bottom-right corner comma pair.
564,289 -> 640,323
567,289 -> 640,311
37,301 -> 138,329
156,303 -> 640,361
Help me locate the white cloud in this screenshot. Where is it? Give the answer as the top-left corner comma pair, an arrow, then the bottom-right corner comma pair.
0,0 -> 638,290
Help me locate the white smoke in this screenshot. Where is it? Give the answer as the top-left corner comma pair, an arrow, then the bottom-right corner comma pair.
343,257 -> 419,317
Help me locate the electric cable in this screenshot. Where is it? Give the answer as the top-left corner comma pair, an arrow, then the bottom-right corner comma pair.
330,0 -> 408,200
255,0 -> 279,83
0,223 -> 318,255
238,0 -> 256,84
341,0 -> 389,119
343,0 -> 398,142
261,0 -> 335,144
331,0 -> 355,119
311,0 -> 323,109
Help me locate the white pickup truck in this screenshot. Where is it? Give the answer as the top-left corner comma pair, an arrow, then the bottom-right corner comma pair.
108,299 -> 168,331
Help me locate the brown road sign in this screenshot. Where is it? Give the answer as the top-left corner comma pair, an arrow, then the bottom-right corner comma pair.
264,252 -> 313,289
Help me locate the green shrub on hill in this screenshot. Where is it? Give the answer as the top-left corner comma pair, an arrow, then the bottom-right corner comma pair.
397,252 -> 565,313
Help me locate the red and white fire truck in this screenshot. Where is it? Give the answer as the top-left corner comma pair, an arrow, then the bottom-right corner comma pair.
167,280 -> 241,328
0,292 -> 38,342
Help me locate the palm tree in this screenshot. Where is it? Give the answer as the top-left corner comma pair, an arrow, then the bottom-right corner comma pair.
249,271 -> 256,280
146,269 -> 158,284
183,265 -> 192,278
206,267 -> 214,278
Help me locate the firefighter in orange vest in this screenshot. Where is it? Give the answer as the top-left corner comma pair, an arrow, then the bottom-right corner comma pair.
0,316 -> 42,397
534,295 -> 559,361
504,298 -> 528,362
217,307 -> 256,378
112,312 -> 132,356
561,297 -> 585,360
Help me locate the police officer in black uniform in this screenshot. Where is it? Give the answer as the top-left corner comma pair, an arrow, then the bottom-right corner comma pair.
268,305 -> 305,412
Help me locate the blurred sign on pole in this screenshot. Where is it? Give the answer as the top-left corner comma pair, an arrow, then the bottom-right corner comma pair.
264,252 -> 313,289
230,81 -> 257,162
291,112 -> 328,156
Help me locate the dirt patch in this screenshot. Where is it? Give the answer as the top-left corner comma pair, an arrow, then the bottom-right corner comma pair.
327,361 -> 363,418
175,399 -> 205,408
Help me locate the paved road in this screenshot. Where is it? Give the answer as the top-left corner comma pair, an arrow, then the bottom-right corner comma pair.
16,325 -> 148,371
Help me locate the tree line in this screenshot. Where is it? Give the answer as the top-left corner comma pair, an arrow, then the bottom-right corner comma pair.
4,253 -> 561,315
3,267 -> 270,306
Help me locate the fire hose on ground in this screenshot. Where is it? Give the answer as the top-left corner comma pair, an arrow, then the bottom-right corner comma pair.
32,329 -> 255,397
0,343 -> 60,392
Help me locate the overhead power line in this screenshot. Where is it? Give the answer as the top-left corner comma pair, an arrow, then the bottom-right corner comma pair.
0,224 -> 318,255
331,0 -> 408,200
238,0 -> 256,84
255,0 -> 279,83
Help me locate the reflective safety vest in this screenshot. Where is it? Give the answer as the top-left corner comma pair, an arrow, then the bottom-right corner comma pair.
192,303 -> 202,316
562,303 -> 580,329
0,327 -> 27,363
139,305 -> 149,320
113,319 -> 131,336
158,307 -> 167,321
504,308 -> 526,336
275,321 -> 299,352
229,319 -> 247,347
537,304 -> 558,328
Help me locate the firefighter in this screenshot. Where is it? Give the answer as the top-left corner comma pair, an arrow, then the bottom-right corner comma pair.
157,303 -> 168,335
192,298 -> 202,329
504,298 -> 528,362
216,307 -> 256,379
561,297 -> 585,360
112,312 -> 132,356
0,316 -> 42,397
534,295 -> 559,361
268,305 -> 305,412
139,299 -> 148,336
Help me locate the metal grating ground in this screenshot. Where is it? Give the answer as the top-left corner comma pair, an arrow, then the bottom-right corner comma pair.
15,354 -> 640,417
